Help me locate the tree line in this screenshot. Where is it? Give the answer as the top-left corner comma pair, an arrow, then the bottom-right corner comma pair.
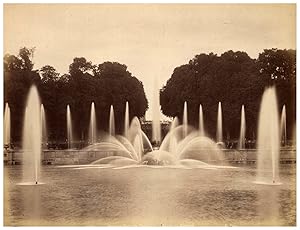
4,48 -> 148,143
4,48 -> 296,144
160,49 -> 296,141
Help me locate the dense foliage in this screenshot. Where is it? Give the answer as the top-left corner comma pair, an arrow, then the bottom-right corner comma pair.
4,48 -> 148,142
160,49 -> 296,140
4,48 -> 296,143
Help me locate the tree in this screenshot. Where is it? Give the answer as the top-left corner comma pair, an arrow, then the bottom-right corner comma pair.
160,51 -> 264,140
161,49 -> 296,141
19,47 -> 35,71
47,58 -> 149,141
257,49 -> 296,139
40,65 -> 59,83
69,57 -> 93,76
4,47 -> 41,142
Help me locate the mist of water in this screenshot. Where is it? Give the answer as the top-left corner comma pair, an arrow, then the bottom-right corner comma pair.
124,101 -> 129,139
4,103 -> 11,146
109,105 -> 115,136
67,105 -> 73,149
183,101 -> 188,138
256,87 -> 280,184
239,105 -> 246,149
199,104 -> 205,136
152,78 -> 161,143
280,105 -> 287,146
216,102 -> 223,143
22,85 -> 41,184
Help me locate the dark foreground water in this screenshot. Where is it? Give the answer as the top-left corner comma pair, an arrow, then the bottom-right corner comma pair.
4,164 -> 296,226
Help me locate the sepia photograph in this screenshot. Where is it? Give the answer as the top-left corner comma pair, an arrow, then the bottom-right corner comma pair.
2,2 -> 297,227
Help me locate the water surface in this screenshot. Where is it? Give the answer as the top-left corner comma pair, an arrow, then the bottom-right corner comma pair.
4,164 -> 296,226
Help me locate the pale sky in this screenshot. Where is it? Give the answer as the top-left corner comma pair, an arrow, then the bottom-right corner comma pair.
4,4 -> 296,120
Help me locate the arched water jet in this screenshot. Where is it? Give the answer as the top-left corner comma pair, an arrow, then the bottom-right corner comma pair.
133,131 -> 144,162
115,135 -> 139,160
159,125 -> 193,154
87,115 -> 152,164
87,102 -> 225,168
178,136 -> 223,162
92,156 -> 138,166
169,117 -> 179,154
141,131 -> 154,152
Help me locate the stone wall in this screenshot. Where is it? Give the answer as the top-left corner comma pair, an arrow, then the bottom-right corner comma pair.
4,148 -> 296,165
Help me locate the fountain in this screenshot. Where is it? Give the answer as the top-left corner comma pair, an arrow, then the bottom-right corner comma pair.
41,104 -> 47,146
4,102 -> 11,146
238,105 -> 246,149
169,117 -> 179,155
21,85 -> 42,185
124,101 -> 129,139
87,115 -> 153,165
199,104 -> 205,136
109,105 -> 115,136
256,87 -> 281,185
66,105 -> 73,149
131,117 -> 144,161
216,102 -> 223,143
150,125 -> 225,166
85,100 -> 228,168
142,102 -> 227,167
89,102 -> 97,144
183,101 -> 188,138
280,105 -> 287,146
152,78 -> 161,144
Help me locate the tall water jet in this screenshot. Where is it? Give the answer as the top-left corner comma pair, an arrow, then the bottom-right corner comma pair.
183,101 -> 188,138
4,103 -> 11,146
256,87 -> 280,185
239,105 -> 246,149
41,104 -> 47,145
216,102 -> 223,143
152,77 -> 161,143
89,102 -> 97,144
199,104 -> 205,136
124,101 -> 129,139
280,105 -> 287,146
109,105 -> 115,136
22,85 -> 41,184
66,105 -> 73,149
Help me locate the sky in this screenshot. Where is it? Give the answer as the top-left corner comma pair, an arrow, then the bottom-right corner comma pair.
3,4 -> 296,120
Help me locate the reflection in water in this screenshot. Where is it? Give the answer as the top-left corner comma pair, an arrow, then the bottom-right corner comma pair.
4,165 -> 296,226
257,186 -> 280,225
128,168 -> 186,225
22,186 -> 42,225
